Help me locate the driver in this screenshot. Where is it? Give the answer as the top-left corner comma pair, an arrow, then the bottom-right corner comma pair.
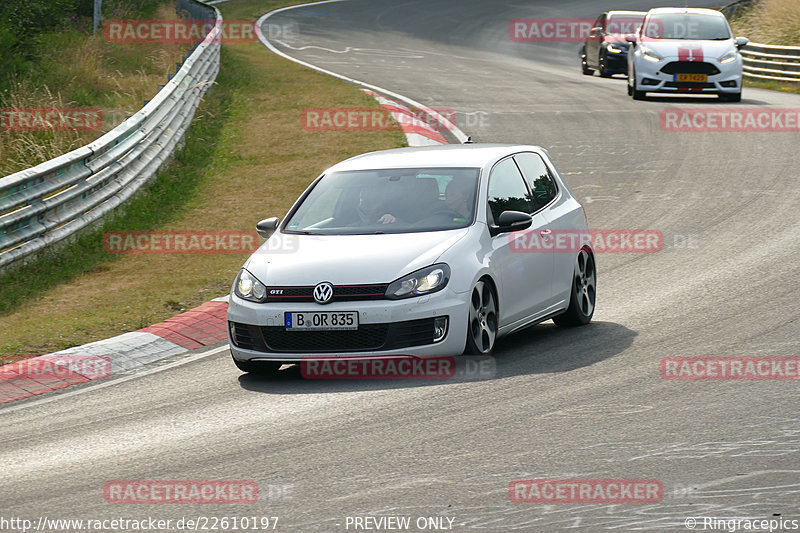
444,179 -> 472,220
356,183 -> 397,224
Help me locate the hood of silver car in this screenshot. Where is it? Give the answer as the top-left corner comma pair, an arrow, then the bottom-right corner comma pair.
244,229 -> 469,286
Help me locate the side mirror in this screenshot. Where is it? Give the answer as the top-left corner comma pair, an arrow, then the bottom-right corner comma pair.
490,210 -> 533,236
625,34 -> 637,43
735,36 -> 749,49
590,27 -> 602,37
256,217 -> 280,239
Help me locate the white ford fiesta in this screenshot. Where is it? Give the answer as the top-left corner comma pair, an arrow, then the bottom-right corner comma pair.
227,144 -> 596,374
626,7 -> 748,101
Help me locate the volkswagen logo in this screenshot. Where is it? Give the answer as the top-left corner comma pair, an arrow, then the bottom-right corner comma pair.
313,282 -> 334,304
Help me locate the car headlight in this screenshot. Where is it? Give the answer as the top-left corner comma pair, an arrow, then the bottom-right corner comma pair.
642,47 -> 663,62
719,49 -> 738,64
606,43 -> 624,54
386,264 -> 450,300
233,268 -> 268,302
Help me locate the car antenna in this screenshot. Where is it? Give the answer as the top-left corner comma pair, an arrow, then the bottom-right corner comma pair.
463,136 -> 473,144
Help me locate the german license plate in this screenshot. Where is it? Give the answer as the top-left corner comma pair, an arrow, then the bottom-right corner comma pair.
285,311 -> 358,331
675,73 -> 707,82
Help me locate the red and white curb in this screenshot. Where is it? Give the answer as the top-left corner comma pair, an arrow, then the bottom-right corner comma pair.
362,89 -> 450,146
1,298 -> 230,404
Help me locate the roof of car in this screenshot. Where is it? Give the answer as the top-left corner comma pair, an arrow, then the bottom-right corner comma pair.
646,7 -> 726,16
328,144 -> 546,171
606,10 -> 647,15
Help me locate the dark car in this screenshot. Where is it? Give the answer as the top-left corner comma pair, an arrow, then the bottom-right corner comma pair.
581,10 -> 646,77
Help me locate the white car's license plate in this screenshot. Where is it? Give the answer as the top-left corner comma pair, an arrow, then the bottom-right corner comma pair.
284,311 -> 358,331
675,73 -> 707,82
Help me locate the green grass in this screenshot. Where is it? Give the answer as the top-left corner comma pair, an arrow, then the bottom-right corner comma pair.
0,2 -> 190,176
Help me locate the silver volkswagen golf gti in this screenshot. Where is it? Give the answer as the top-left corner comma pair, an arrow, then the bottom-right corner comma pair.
228,144 -> 596,373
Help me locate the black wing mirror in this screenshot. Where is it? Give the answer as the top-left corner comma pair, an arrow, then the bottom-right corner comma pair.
490,210 -> 533,236
256,217 -> 280,239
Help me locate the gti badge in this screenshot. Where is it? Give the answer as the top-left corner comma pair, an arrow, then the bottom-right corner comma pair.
313,282 -> 334,304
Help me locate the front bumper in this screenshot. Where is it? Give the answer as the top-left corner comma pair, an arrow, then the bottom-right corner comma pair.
227,289 -> 469,362
632,56 -> 742,94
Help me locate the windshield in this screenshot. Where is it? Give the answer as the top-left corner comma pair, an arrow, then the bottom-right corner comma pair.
284,167 -> 481,235
606,14 -> 644,35
642,13 -> 732,40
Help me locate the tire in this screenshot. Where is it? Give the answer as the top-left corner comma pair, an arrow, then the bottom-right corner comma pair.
464,279 -> 498,354
553,248 -> 596,327
581,47 -> 593,75
232,355 -> 282,375
719,92 -> 741,102
628,68 -> 645,99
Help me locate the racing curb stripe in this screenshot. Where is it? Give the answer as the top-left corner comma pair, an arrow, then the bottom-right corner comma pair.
0,361 -> 91,404
1,300 -> 230,405
362,89 -> 450,145
139,301 -> 229,349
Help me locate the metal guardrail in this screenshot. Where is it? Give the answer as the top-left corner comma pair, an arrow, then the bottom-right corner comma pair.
741,43 -> 800,82
0,0 -> 221,270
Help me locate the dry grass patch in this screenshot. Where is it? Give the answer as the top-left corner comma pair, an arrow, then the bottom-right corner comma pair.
730,0 -> 800,46
728,0 -> 800,95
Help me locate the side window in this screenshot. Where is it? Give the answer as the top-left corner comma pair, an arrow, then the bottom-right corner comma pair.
486,157 -> 534,224
514,152 -> 558,212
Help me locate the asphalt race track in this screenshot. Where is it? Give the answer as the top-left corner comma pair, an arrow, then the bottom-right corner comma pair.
2,1 -> 799,531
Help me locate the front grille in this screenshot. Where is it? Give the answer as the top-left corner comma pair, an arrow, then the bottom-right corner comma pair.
265,284 -> 388,303
660,61 -> 720,75
230,318 -> 438,353
664,81 -> 716,89
264,325 -> 388,352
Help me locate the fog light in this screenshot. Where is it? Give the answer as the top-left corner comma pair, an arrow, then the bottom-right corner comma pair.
720,80 -> 737,87
229,321 -> 238,344
642,78 -> 660,86
433,316 -> 448,342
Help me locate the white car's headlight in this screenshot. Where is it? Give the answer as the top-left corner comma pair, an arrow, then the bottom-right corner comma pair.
606,43 -> 623,54
233,268 -> 268,302
719,49 -> 738,64
386,264 -> 450,299
642,47 -> 663,62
